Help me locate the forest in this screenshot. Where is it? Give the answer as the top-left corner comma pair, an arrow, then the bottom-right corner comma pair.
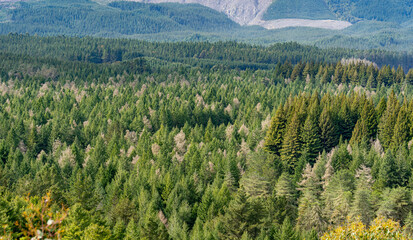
2,35 -> 413,239
2,0 -> 413,52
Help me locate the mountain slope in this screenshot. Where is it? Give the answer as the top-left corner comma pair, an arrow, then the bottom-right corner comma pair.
326,0 -> 413,23
0,0 -> 239,36
96,0 -> 273,26
263,0 -> 337,20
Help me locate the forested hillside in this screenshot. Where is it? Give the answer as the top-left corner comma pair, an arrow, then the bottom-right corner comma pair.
325,0 -> 413,23
1,34 -> 413,70
0,0 -> 238,36
263,0 -> 337,20
1,0 -> 413,51
264,0 -> 413,23
2,35 -> 413,239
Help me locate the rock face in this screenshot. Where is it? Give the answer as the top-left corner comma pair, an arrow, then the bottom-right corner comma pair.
134,0 -> 273,25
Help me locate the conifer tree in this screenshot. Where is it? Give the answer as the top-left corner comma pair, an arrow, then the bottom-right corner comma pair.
301,114 -> 322,161
319,108 -> 337,152
278,217 -> 298,240
241,151 -> 275,197
392,101 -> 410,149
281,113 -> 301,172
219,189 -> 264,240
264,106 -> 286,155
275,173 -> 297,221
375,150 -> 398,189
350,119 -> 368,145
351,165 -> 374,226
376,97 -> 387,119
296,164 -> 325,232
378,91 -> 400,149
377,187 -> 410,223
322,170 -> 353,227
338,101 -> 354,140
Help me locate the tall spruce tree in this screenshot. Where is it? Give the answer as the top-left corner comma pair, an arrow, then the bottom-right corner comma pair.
264,106 -> 286,156
281,113 -> 302,172
378,90 -> 400,149
296,164 -> 325,232
301,113 -> 322,162
351,165 -> 374,226
319,108 -> 337,152
391,101 -> 410,149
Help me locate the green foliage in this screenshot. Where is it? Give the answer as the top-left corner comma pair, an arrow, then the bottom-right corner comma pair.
263,0 -> 337,21
281,113 -> 302,172
1,35 -> 413,239
0,0 -> 238,36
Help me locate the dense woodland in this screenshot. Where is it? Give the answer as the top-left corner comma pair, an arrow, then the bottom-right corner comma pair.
3,36 -> 413,239
0,0 -> 238,36
2,0 -> 413,52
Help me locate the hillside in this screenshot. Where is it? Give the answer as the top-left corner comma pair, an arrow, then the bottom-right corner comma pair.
1,0 -> 413,51
0,0 -> 239,36
326,0 -> 413,23
263,0 -> 337,21
95,0 -> 273,26
2,34 -> 413,239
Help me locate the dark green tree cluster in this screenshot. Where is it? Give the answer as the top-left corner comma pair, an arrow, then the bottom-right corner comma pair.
2,35 -> 413,239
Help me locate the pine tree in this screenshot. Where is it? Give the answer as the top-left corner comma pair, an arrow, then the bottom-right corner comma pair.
395,66 -> 405,84
406,69 -> 413,85
278,217 -> 298,240
366,73 -> 376,88
301,114 -> 322,162
264,106 -> 286,155
281,113 -> 301,172
376,97 -> 387,119
378,90 -> 400,149
350,165 -> 374,226
365,99 -> 378,138
377,187 -> 410,223
241,151 -> 275,198
67,172 -> 96,211
125,220 -> 140,240
404,212 -> 413,238
322,170 -> 353,227
338,101 -> 354,140
296,164 -> 325,232
319,108 -> 337,152
219,189 -> 264,240
392,101 -> 410,149
332,62 -> 343,84
275,173 -> 297,221
375,150 -> 398,189
350,119 -> 368,145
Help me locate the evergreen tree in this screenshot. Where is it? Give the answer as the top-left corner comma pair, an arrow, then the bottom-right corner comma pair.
281,113 -> 302,172
377,187 -> 410,223
277,217 -> 298,240
301,114 -> 322,162
319,108 -> 337,152
296,164 -> 325,232
392,101 -> 410,149
375,150 -> 399,189
350,165 -> 374,226
264,106 -> 286,155
219,189 -> 264,240
378,91 -> 400,149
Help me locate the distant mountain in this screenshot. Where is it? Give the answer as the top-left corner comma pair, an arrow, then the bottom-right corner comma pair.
1,0 -> 413,51
0,0 -> 239,36
325,0 -> 413,23
94,0 -> 273,26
